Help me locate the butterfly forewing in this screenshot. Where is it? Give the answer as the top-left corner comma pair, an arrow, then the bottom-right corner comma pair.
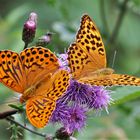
0,50 -> 26,93
20,47 -> 60,86
68,14 -> 106,79
77,15 -> 106,68
112,74 -> 140,86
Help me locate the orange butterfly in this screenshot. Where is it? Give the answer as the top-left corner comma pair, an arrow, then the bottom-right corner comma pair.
67,14 -> 140,86
0,47 -> 70,128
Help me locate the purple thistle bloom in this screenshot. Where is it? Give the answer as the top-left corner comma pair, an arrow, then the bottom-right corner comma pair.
58,80 -> 111,110
87,86 -> 112,111
59,80 -> 92,105
50,102 -> 70,124
64,105 -> 87,133
50,79 -> 111,133
51,103 -> 87,133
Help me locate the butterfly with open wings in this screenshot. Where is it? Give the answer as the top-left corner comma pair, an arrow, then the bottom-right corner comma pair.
0,47 -> 70,128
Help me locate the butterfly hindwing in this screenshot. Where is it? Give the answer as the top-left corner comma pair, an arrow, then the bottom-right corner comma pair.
78,74 -> 140,86
47,69 -> 70,101
26,69 -> 70,128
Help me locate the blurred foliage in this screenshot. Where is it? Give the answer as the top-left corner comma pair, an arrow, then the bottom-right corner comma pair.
0,0 -> 140,139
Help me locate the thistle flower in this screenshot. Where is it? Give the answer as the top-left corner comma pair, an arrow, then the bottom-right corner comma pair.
87,86 -> 112,111
51,79 -> 111,133
58,80 -> 111,109
22,12 -> 37,49
59,80 -> 92,105
55,127 -> 72,140
51,102 -> 70,124
63,105 -> 87,133
51,103 -> 87,133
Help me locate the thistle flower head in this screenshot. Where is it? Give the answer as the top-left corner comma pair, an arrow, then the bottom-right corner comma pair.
51,103 -> 87,133
51,102 -> 70,124
63,105 -> 87,133
22,12 -> 37,47
51,80 -> 112,133
59,80 -> 91,105
88,86 -> 112,111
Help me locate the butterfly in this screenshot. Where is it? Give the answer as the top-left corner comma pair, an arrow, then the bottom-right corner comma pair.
0,47 -> 70,128
67,14 -> 140,86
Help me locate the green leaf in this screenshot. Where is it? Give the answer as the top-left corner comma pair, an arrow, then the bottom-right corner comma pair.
8,104 -> 24,111
111,87 -> 140,105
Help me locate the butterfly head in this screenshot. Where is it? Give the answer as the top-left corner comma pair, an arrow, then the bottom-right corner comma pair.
20,96 -> 26,103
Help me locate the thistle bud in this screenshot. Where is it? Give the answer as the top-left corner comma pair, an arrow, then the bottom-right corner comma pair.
22,12 -> 37,49
55,127 -> 71,139
36,32 -> 54,47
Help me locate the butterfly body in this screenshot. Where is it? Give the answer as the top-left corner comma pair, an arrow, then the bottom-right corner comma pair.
20,73 -> 52,103
68,14 -> 140,86
20,86 -> 35,103
81,67 -> 114,78
0,47 -> 70,128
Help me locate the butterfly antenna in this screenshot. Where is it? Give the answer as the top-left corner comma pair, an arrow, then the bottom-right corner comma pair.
64,47 -> 67,54
111,50 -> 117,69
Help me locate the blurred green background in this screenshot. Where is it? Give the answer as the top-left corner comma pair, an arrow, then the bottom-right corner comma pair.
0,0 -> 140,139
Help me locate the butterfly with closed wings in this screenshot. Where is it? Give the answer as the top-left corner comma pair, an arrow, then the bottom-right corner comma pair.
67,14 -> 140,86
